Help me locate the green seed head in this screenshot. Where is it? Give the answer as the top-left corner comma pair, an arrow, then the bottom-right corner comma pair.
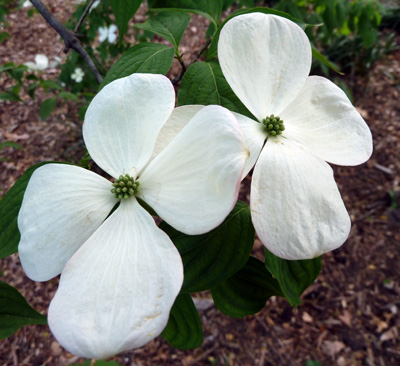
111,174 -> 140,200
262,114 -> 285,137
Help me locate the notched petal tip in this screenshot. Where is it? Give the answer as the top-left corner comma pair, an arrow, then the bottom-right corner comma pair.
251,138 -> 352,260
48,199 -> 183,359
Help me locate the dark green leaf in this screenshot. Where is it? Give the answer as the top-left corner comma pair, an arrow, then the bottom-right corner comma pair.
26,74 -> 39,81
27,82 -> 39,99
207,7 -> 313,61
39,98 -> 56,120
160,201 -> 255,293
71,361 -> 123,366
0,281 -> 47,339
0,141 -> 22,150
0,91 -> 22,102
39,80 -> 62,91
135,11 -> 190,50
0,162 -> 65,258
312,45 -> 344,75
110,0 -> 142,39
100,43 -> 174,89
211,256 -> 283,318
150,0 -> 222,26
161,293 -> 203,349
306,361 -> 322,366
264,249 -> 322,307
178,61 -> 254,119
57,91 -> 80,102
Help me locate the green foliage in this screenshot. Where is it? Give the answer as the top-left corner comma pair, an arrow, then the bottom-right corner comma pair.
161,293 -> 203,349
100,43 -> 175,89
264,249 -> 322,307
0,281 -> 47,339
39,97 -> 56,120
134,11 -> 191,52
150,0 -> 223,26
160,201 -> 255,293
71,361 -> 123,366
110,0 -> 142,40
178,61 -> 254,119
306,361 -> 322,366
211,257 -> 283,318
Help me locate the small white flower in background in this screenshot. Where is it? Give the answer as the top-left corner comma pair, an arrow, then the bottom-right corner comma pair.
90,0 -> 100,12
18,73 -> 247,358
48,56 -> 62,68
22,0 -> 32,8
24,54 -> 48,71
71,67 -> 84,83
98,24 -> 118,43
217,13 -> 373,260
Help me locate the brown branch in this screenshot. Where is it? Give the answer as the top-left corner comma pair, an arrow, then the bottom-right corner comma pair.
172,38 -> 212,85
74,0 -> 98,34
190,38 -> 212,66
30,0 -> 103,84
172,52 -> 186,85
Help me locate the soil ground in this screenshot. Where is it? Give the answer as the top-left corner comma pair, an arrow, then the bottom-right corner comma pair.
0,1 -> 400,366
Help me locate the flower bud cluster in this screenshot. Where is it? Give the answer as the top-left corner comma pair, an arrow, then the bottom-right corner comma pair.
262,115 -> 285,136
111,174 -> 140,199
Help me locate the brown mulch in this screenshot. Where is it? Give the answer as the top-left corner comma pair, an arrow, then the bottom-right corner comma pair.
1,1 -> 400,366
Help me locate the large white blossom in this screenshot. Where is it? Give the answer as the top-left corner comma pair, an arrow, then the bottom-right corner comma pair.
18,73 -> 247,358
217,13 -> 373,260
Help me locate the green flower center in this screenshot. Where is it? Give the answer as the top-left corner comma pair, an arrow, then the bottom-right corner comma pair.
111,174 -> 140,200
262,115 -> 285,136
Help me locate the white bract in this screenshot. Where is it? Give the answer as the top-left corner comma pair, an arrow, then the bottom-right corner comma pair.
71,67 -> 84,83
217,13 -> 373,260
18,73 -> 247,358
98,24 -> 118,43
24,54 -> 49,71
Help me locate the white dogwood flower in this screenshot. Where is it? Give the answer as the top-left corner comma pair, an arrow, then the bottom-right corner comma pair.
71,67 -> 84,83
217,13 -> 373,260
24,54 -> 49,71
98,24 -> 118,43
18,73 -> 247,359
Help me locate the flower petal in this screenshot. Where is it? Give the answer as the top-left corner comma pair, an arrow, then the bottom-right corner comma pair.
281,76 -> 373,166
98,26 -> 108,42
153,106 -> 264,180
139,105 -> 248,235
18,164 -> 116,281
152,105 -> 203,160
34,54 -> 49,70
83,73 -> 175,178
218,13 -> 312,121
251,138 -> 351,260
48,199 -> 183,359
232,112 -> 266,179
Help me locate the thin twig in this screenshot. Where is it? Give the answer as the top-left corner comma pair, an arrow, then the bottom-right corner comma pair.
172,38 -> 212,85
74,0 -> 98,33
30,0 -> 103,83
190,38 -> 212,66
172,51 -> 186,85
